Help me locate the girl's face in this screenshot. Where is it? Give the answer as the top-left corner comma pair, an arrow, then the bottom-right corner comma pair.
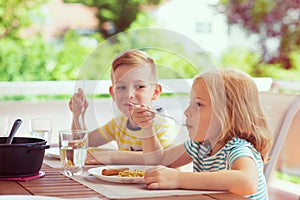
110,64 -> 160,118
184,79 -> 213,142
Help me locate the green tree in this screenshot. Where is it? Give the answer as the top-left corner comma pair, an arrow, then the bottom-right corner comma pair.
216,0 -> 300,69
0,0 -> 48,39
0,0 -> 104,82
63,0 -> 161,38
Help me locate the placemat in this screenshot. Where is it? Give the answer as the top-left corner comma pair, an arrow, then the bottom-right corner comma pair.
43,154 -> 62,168
70,172 -> 224,199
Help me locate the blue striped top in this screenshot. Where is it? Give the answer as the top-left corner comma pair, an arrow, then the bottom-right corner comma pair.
184,137 -> 268,200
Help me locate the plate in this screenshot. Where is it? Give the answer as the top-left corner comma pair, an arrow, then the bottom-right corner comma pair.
0,195 -> 64,200
46,147 -> 60,159
88,165 -> 152,184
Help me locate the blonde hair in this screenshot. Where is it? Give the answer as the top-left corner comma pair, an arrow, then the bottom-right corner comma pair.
111,49 -> 157,82
194,69 -> 272,162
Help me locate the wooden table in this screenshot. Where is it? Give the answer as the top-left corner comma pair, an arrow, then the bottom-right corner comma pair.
0,164 -> 248,200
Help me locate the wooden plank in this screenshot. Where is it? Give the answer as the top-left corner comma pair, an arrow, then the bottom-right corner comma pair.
0,181 -> 31,195
207,193 -> 249,200
0,164 -> 252,200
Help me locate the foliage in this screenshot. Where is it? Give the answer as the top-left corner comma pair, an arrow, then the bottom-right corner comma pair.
0,0 -> 48,39
79,13 -> 201,81
0,30 -> 102,81
276,171 -> 300,184
63,0 -> 161,38
0,36 -> 54,81
216,0 -> 300,69
220,48 -> 300,80
50,30 -> 103,80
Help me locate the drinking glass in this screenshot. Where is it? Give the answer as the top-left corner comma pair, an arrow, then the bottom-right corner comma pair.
29,118 -> 52,144
0,116 -> 9,136
58,129 -> 88,176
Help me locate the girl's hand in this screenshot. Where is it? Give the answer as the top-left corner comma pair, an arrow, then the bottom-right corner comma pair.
144,166 -> 181,189
130,104 -> 155,128
69,88 -> 89,117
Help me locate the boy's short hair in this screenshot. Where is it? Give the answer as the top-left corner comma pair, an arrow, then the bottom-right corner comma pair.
111,49 -> 158,82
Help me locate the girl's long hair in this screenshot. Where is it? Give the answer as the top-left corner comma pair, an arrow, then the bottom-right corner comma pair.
195,69 -> 272,163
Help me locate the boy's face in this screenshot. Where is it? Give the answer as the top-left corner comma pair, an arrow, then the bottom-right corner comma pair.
110,64 -> 161,118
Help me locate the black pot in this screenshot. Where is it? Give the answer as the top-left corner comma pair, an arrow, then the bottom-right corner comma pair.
0,137 -> 50,178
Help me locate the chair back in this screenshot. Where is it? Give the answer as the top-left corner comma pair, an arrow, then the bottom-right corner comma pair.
259,92 -> 300,182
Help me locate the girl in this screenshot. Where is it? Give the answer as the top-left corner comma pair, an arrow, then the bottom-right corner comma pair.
131,69 -> 272,200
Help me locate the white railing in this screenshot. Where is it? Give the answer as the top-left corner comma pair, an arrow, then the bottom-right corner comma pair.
0,78 -> 277,96
0,79 -> 193,96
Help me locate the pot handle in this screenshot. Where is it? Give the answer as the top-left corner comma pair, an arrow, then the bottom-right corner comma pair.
26,144 -> 50,150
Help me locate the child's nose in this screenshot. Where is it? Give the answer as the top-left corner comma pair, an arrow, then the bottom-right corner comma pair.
128,87 -> 135,98
127,87 -> 137,100
184,106 -> 190,117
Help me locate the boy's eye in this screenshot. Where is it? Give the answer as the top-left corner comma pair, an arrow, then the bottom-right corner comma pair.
115,85 -> 126,90
135,85 -> 146,90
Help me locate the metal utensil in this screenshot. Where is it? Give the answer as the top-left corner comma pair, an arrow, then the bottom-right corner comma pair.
5,119 -> 23,144
129,103 -> 191,128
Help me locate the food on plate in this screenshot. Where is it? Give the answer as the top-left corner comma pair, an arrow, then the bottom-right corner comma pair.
118,170 -> 145,177
102,168 -> 129,176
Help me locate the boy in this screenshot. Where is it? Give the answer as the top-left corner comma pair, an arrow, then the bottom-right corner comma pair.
69,49 -> 178,163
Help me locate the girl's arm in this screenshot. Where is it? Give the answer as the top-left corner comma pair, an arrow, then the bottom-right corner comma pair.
145,156 -> 259,196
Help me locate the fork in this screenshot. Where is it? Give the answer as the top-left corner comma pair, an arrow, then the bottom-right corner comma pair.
128,102 -> 190,128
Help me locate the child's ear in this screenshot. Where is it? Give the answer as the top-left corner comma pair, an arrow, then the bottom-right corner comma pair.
152,84 -> 162,100
109,86 -> 115,101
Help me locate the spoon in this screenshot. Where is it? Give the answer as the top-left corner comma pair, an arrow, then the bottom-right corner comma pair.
5,119 -> 23,144
128,102 -> 192,128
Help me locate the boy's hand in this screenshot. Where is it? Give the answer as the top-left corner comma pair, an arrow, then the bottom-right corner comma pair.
130,104 -> 155,128
85,152 -> 102,165
69,88 -> 89,117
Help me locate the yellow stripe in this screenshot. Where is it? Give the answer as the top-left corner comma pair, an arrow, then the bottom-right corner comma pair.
117,133 -> 142,146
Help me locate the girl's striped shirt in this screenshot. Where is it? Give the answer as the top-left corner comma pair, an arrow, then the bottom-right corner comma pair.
184,137 -> 268,200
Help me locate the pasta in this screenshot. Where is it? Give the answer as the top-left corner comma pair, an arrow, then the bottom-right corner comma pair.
118,170 -> 145,177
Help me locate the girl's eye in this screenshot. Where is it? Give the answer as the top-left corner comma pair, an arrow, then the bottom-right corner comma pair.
189,101 -> 202,107
196,102 -> 203,107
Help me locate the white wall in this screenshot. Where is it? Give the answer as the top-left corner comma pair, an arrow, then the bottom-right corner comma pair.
154,0 -> 228,59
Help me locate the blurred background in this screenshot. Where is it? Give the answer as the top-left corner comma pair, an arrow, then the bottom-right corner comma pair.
1,0 -> 300,83
0,0 -> 300,194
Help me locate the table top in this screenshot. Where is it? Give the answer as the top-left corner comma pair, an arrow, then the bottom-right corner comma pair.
0,164 -> 248,200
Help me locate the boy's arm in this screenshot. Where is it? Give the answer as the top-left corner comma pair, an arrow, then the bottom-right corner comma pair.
88,128 -> 110,147
142,126 -> 164,165
69,88 -> 88,130
130,105 -> 165,164
71,114 -> 86,130
88,150 -> 145,165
